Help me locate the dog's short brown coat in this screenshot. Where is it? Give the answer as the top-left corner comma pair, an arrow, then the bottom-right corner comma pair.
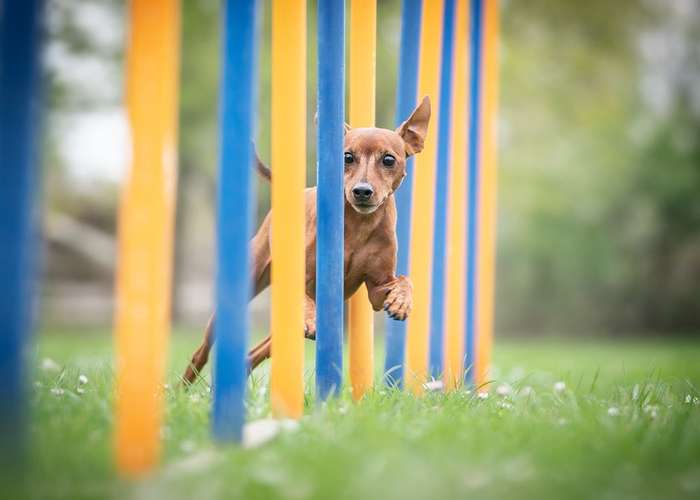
182,97 -> 431,384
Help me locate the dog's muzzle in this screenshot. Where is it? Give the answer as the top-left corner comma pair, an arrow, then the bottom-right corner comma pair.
352,182 -> 374,203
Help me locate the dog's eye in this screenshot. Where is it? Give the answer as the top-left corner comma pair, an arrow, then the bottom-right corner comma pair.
344,152 -> 354,164
382,154 -> 396,167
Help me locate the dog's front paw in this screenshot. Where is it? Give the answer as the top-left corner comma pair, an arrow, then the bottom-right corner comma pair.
383,276 -> 412,321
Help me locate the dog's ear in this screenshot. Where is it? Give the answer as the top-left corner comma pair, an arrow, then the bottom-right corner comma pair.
396,96 -> 431,156
314,111 -> 352,135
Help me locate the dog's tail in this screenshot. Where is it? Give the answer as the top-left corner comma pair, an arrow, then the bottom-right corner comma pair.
254,149 -> 271,181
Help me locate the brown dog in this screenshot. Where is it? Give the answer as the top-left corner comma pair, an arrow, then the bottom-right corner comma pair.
182,96 -> 431,384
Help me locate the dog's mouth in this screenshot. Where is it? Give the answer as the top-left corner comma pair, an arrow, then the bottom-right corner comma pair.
352,203 -> 378,214
348,197 -> 385,214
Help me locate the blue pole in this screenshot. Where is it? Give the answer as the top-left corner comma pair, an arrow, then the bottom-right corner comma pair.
428,0 -> 456,378
316,0 -> 345,400
465,0 -> 483,385
384,0 -> 423,388
0,0 -> 43,465
212,0 -> 260,442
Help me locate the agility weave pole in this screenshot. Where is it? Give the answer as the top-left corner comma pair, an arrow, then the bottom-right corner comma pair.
464,0 -> 484,385
428,0 -> 457,378
443,0 -> 470,391
405,0 -> 444,395
212,0 -> 260,442
475,0 -> 500,387
0,0 -> 44,466
316,0 -> 346,400
384,0 -> 423,387
113,0 -> 180,475
347,0 -> 378,402
270,0 -> 307,418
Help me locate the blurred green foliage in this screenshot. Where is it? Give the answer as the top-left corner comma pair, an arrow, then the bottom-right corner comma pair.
497,0 -> 700,334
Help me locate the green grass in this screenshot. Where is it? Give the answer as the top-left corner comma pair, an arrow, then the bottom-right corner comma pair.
11,331 -> 700,500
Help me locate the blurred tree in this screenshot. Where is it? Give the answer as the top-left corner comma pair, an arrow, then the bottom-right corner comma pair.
497,0 -> 699,335
173,0 -> 219,320
618,0 -> 700,332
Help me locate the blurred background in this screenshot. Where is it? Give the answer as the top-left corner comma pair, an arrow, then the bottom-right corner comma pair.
42,0 -> 699,338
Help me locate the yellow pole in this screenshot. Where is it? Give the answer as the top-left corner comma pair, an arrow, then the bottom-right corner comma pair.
405,0 -> 443,395
114,0 -> 180,476
475,0 -> 500,388
348,0 -> 377,402
443,0 -> 468,392
270,0 -> 306,418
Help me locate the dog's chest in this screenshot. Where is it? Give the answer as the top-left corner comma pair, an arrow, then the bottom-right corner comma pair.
303,225 -> 372,296
341,230 -> 377,294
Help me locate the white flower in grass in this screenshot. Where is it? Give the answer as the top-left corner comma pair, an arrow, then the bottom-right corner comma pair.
50,388 -> 64,397
497,401 -> 513,410
243,418 -> 299,449
477,391 -> 489,400
519,386 -> 534,397
553,381 -> 566,393
423,379 -> 443,392
644,405 -> 659,419
76,387 -> 85,395
78,374 -> 88,385
41,358 -> 60,372
607,407 -> 620,417
496,384 -> 512,397
685,394 -> 699,405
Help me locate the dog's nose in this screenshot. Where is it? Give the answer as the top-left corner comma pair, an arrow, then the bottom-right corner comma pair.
352,183 -> 374,201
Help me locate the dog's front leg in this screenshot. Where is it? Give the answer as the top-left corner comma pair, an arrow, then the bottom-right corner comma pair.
366,276 -> 413,321
381,276 -> 413,321
304,295 -> 317,339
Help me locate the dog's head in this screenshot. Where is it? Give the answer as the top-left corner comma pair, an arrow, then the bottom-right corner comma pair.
343,97 -> 431,214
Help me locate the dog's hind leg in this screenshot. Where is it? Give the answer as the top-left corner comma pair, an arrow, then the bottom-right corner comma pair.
184,323 -> 272,384
245,294 -> 316,372
181,216 -> 272,386
182,314 -> 215,385
247,335 -> 271,371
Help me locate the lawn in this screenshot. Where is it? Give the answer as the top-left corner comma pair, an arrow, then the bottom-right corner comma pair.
12,331 -> 700,500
